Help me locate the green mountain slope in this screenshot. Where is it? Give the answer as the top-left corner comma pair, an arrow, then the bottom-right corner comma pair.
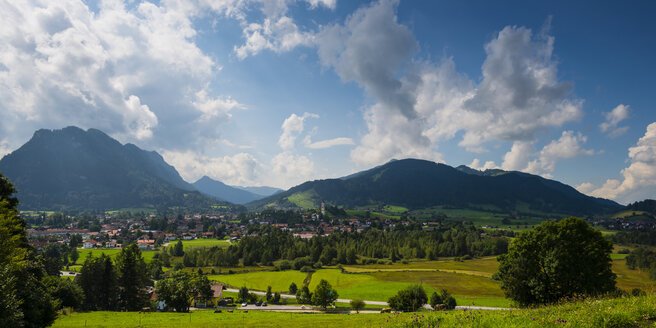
0,126 -> 226,211
248,158 -> 622,216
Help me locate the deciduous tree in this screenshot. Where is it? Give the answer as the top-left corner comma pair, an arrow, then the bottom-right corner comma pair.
496,217 -> 616,306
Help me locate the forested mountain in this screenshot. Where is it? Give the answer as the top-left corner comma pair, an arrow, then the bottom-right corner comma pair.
248,158 -> 622,216
0,126 -> 224,210
193,176 -> 266,204
625,199 -> 656,214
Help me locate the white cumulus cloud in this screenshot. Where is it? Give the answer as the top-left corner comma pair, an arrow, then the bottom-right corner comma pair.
578,122 -> 656,203
600,104 -> 630,137
278,112 -> 319,150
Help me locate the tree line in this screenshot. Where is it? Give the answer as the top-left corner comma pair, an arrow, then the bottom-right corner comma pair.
178,223 -> 508,269
625,247 -> 656,281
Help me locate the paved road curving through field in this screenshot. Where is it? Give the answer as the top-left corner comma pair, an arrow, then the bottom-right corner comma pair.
223,288 -> 509,310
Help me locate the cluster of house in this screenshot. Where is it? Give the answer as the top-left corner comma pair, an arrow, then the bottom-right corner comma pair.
588,217 -> 656,230
27,210 -> 448,252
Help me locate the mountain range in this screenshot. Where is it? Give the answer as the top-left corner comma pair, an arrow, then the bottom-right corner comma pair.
192,176 -> 281,204
0,127 -> 274,210
0,127 -> 624,216
247,158 -> 622,217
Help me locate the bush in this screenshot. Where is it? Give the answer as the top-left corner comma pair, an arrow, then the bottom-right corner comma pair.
631,288 -> 646,297
429,292 -> 442,309
440,289 -> 457,309
289,282 -> 298,295
350,298 -> 365,313
387,285 -> 427,312
429,289 -> 457,310
300,266 -> 315,273
276,260 -> 292,271
292,256 -> 312,270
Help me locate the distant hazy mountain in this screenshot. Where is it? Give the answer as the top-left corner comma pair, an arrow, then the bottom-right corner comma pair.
0,126 -> 224,210
193,176 -> 276,204
248,158 -> 622,216
234,186 -> 283,197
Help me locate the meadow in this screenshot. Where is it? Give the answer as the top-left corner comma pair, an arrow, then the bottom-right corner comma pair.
207,270 -> 307,292
199,250 -> 654,309
74,248 -> 159,265
51,294 -> 656,328
166,238 -> 230,250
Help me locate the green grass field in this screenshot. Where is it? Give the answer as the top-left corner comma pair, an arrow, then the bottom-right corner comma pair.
207,271 -> 307,292
75,248 -> 159,264
52,294 -> 656,328
166,239 -> 230,250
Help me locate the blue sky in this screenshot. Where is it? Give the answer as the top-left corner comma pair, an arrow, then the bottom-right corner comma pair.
1,0 -> 655,204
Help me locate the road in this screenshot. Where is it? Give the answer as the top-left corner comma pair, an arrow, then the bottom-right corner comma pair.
223,288 -> 509,310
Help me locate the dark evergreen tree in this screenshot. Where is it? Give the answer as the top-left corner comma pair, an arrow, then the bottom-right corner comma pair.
115,244 -> 152,311
77,253 -> 118,310
0,173 -> 57,327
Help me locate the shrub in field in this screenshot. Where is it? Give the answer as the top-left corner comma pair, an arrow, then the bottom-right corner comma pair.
350,298 -> 365,313
388,285 -> 427,312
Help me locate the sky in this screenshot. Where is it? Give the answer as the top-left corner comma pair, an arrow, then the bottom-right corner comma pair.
0,0 -> 655,204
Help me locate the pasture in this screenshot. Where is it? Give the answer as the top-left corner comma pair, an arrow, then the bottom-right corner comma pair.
207,271 -> 307,292
166,238 -> 230,250
75,248 -> 159,264
51,294 -> 656,328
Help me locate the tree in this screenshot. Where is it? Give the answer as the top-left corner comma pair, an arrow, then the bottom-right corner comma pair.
172,240 -> 184,257
69,234 -> 83,248
238,286 -> 250,303
350,298 -> 365,313
69,248 -> 79,265
42,243 -> 65,276
0,173 -> 57,327
439,289 -> 457,309
496,217 -> 616,306
387,285 -> 427,312
296,286 -> 312,304
77,253 -> 118,310
155,271 -> 211,312
273,292 -> 281,304
43,276 -> 84,310
289,282 -> 298,295
429,292 -> 442,309
266,286 -> 272,302
115,244 -> 152,311
312,279 -> 338,309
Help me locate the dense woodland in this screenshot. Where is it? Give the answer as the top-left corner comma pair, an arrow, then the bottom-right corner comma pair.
612,231 -> 656,246
180,223 -> 509,268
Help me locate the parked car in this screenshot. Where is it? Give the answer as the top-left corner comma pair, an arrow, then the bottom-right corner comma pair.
241,303 -> 247,307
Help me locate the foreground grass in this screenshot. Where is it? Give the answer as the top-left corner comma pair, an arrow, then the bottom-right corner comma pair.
52,310 -> 393,328
390,295 -> 656,328
52,295 -> 656,328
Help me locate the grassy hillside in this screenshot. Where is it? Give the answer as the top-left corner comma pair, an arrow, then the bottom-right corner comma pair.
52,294 -> 656,328
248,159 -> 621,218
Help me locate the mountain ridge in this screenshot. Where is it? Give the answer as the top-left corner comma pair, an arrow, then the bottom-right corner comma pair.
0,126 -> 225,211
247,158 -> 622,217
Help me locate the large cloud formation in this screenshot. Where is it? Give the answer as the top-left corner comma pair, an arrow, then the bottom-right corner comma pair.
0,0 -> 249,153
311,0 -> 584,169
578,122 -> 656,203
